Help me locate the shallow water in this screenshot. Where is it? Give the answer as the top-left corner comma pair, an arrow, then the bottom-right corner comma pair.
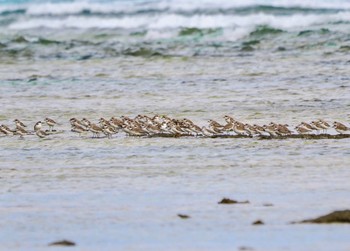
1,54 -> 350,250
1,0 -> 350,250
1,136 -> 350,250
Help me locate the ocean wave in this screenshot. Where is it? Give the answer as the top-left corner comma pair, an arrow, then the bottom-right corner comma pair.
1,0 -> 350,16
9,16 -> 152,29
8,11 -> 350,30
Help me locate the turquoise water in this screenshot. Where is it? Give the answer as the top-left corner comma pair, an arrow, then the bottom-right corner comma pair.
1,0 -> 350,250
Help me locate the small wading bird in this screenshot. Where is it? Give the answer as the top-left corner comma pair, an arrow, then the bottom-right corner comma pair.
34,121 -> 49,138
317,119 -> 330,133
233,121 -> 248,135
87,123 -> 103,138
333,121 -> 350,134
71,124 -> 89,137
34,121 -> 42,132
275,123 -> 292,136
0,125 -> 14,136
311,121 -> 325,133
45,118 -> 59,131
14,126 -> 28,139
14,119 -> 27,130
70,118 -> 86,128
253,124 -> 265,135
295,125 -> 312,134
102,124 -> 117,139
263,124 -> 278,137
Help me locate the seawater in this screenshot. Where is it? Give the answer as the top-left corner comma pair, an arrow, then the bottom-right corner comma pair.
0,0 -> 350,250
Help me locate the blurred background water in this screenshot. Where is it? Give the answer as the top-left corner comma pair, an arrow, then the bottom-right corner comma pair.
1,0 -> 350,59
0,0 -> 350,250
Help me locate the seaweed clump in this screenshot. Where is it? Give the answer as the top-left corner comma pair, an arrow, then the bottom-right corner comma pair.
299,210 -> 350,224
218,198 -> 250,204
48,240 -> 76,246
177,214 -> 191,219
250,25 -> 284,37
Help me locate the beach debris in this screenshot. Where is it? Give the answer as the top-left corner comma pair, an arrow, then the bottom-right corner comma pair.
262,203 -> 274,207
48,240 -> 76,246
218,198 -> 250,205
298,210 -> 350,224
238,246 -> 254,251
177,214 -> 191,219
252,220 -> 264,225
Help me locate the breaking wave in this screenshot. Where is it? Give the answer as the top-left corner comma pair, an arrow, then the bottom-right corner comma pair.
1,0 -> 350,59
6,11 -> 350,31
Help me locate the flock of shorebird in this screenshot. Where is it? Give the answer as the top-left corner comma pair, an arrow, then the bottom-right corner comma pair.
0,115 -> 350,139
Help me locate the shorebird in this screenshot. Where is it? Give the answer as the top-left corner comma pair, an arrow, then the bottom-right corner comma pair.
167,121 -> 185,135
87,123 -> 103,138
99,118 -> 112,127
222,120 -> 234,132
208,119 -> 224,128
253,124 -> 265,135
187,123 -> 203,136
276,124 -> 292,136
223,115 -> 235,124
0,125 -> 13,136
142,122 -> 162,135
110,117 -> 124,129
208,124 -> 224,134
120,116 -> 134,126
295,125 -> 312,134
178,122 -> 193,135
300,122 -> 317,132
263,124 -> 278,137
233,121 -> 247,135
135,114 -> 154,125
34,121 -> 43,132
224,116 -> 246,133
71,124 -> 89,137
333,121 -> 350,134
181,118 -> 198,133
208,120 -> 225,134
122,125 -> 148,136
14,119 -> 27,130
161,115 -> 173,123
36,129 -> 49,138
317,119 -> 331,133
81,118 -> 92,127
310,121 -> 325,134
33,121 -> 49,138
100,118 -> 119,133
318,119 -> 330,129
45,118 -> 59,131
244,123 -> 257,136
70,118 -> 86,128
201,126 -> 216,136
0,127 -> 5,136
14,126 -> 28,139
182,118 -> 196,126
152,114 -> 164,124
102,124 -> 116,139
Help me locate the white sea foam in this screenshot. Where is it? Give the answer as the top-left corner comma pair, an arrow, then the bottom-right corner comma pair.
9,16 -> 152,29
152,0 -> 350,12
25,2 -> 133,15
9,11 -> 350,31
2,0 -> 350,16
